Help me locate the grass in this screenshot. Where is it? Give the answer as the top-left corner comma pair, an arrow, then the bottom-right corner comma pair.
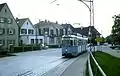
93,51 -> 120,76
85,61 -> 89,76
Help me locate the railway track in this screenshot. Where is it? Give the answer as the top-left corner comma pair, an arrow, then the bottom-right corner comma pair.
16,57 -> 69,76
17,52 -> 87,76
41,52 -> 87,76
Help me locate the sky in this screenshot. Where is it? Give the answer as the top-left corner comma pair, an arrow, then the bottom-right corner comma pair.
0,0 -> 120,37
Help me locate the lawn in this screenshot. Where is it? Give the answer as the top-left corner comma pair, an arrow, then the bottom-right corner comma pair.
93,51 -> 120,76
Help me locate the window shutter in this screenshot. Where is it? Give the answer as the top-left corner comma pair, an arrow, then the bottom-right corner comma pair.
13,29 -> 15,34
3,40 -> 5,45
3,28 -> 5,34
7,28 -> 9,34
0,28 -> 4,35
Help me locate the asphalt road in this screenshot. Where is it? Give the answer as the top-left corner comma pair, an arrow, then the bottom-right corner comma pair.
0,48 -> 89,76
0,48 -> 64,76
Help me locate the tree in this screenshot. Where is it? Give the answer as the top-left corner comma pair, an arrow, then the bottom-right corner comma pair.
112,14 -> 120,45
105,35 -> 113,44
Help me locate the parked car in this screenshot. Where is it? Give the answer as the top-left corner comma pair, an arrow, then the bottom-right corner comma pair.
41,44 -> 48,49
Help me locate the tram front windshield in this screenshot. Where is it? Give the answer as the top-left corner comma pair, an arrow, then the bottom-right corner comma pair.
62,38 -> 73,46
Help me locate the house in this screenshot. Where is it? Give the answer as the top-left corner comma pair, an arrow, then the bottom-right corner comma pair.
16,18 -> 44,45
61,24 -> 75,35
75,26 -> 101,44
74,26 -> 101,37
35,20 -> 64,46
0,3 -> 19,51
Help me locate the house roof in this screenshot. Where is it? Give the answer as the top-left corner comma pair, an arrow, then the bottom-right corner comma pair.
75,26 -> 101,36
35,21 -> 63,29
61,24 -> 75,32
16,18 -> 29,27
0,3 -> 6,11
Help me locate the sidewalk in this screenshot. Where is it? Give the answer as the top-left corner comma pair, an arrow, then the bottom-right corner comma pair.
100,45 -> 120,58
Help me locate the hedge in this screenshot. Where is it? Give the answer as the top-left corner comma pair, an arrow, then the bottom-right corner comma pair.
10,45 -> 41,53
48,45 -> 61,48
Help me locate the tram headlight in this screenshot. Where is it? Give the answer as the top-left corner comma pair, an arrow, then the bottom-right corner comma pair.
65,49 -> 67,52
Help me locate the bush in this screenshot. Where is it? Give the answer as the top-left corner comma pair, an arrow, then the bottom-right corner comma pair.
33,46 -> 41,50
11,45 -> 42,53
48,45 -> 60,48
0,51 -> 8,55
12,46 -> 23,52
24,46 -> 32,51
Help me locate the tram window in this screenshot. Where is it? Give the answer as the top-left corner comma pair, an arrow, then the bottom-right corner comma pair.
70,40 -> 73,45
74,40 -> 77,46
62,40 -> 69,46
78,40 -> 81,45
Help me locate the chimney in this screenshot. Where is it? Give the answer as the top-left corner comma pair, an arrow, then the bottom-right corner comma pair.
56,21 -> 58,24
16,17 -> 18,21
45,19 -> 47,22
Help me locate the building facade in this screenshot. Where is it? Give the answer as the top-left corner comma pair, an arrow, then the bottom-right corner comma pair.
0,3 -> 19,51
16,18 -> 44,45
35,20 -> 64,46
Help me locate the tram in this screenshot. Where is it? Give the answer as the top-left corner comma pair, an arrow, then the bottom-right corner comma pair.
62,34 -> 88,57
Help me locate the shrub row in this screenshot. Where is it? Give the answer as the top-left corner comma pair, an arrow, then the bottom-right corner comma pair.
48,45 -> 61,48
10,46 -> 41,53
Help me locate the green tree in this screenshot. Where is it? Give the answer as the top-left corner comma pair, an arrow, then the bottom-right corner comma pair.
112,14 -> 120,45
105,35 -> 113,44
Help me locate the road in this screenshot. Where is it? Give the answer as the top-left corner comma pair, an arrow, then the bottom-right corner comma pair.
101,45 -> 120,58
0,48 -> 88,76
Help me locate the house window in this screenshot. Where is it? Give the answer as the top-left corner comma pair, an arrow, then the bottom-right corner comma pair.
7,40 -> 15,45
0,17 -> 5,23
50,29 -> 54,36
60,29 -> 63,36
31,39 -> 34,44
5,9 -> 7,12
27,22 -> 28,25
50,37 -> 54,44
20,40 -> 23,45
0,28 -> 5,35
56,29 -> 58,36
8,28 -> 15,35
40,39 -> 43,44
28,29 -> 34,34
35,39 -> 38,44
7,18 -> 12,24
39,29 -> 41,35
0,40 -> 3,46
0,40 -> 5,46
21,29 -> 27,34
41,29 -> 43,35
43,28 -> 49,35
65,29 -> 68,35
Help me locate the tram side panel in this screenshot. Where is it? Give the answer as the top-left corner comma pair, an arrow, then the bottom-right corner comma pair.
62,46 -> 78,56
77,45 -> 82,54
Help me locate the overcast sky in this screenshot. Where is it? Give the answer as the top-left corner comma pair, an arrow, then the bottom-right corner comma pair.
0,0 -> 120,37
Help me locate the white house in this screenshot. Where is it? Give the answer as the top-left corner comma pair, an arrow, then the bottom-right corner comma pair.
16,18 -> 44,45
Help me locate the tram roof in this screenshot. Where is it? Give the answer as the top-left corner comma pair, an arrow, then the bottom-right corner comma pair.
62,35 -> 88,40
